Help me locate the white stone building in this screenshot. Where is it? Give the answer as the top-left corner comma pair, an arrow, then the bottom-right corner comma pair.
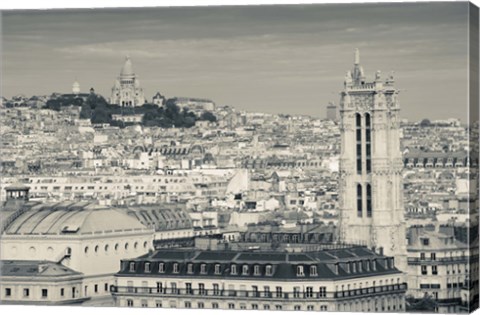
110,56 -> 145,107
338,49 -> 407,272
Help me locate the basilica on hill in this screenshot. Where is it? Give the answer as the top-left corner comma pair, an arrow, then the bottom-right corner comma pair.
110,56 -> 146,107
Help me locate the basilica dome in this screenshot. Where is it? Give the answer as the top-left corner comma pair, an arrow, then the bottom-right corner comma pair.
120,56 -> 134,76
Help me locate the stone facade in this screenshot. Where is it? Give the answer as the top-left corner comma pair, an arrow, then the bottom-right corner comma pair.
110,56 -> 145,107
338,49 -> 407,272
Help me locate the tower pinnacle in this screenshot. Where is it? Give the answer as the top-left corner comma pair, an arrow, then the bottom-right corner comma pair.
354,48 -> 360,65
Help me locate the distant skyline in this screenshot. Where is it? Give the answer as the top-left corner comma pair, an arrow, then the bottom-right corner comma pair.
2,3 -> 470,121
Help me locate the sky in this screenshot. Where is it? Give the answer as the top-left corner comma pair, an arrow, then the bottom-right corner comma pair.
1,2 -> 471,121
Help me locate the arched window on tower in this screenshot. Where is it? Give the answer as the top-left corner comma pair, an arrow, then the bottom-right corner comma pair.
365,113 -> 371,173
366,184 -> 372,217
356,113 -> 362,174
357,184 -> 363,217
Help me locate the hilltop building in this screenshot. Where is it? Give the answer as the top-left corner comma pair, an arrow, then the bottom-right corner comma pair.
338,49 -> 407,272
72,80 -> 81,95
110,56 -> 145,107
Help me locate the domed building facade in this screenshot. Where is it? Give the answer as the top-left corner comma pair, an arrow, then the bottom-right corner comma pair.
110,56 -> 145,107
0,188 -> 154,304
72,80 -> 81,95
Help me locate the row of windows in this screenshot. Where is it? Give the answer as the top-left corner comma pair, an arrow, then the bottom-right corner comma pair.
4,286 -> 78,299
132,282 -> 329,297
421,265 -> 438,275
126,299 -> 327,311
85,241 -> 148,255
123,277 -> 401,295
128,259 -> 389,276
128,262 -> 327,277
337,296 -> 404,312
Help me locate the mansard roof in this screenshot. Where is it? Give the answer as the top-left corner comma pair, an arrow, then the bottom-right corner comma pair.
0,260 -> 83,278
116,204 -> 193,231
116,247 -> 402,280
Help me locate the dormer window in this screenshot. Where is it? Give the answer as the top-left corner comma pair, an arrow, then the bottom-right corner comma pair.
173,263 -> 179,273
297,265 -> 305,277
265,265 -> 273,276
254,265 -> 260,276
159,263 -> 165,273
145,262 -> 151,273
366,261 -> 370,271
372,260 -> 377,271
242,265 -> 249,275
214,264 -> 221,275
352,262 -> 356,273
345,263 -> 350,273
129,262 -> 135,272
310,265 -> 318,276
200,264 -> 207,274
358,261 -> 363,272
187,263 -> 193,274
231,264 -> 237,275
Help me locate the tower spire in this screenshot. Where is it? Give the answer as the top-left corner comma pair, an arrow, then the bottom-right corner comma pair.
354,48 -> 360,65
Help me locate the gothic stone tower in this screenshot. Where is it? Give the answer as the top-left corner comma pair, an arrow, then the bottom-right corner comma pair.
338,49 -> 407,272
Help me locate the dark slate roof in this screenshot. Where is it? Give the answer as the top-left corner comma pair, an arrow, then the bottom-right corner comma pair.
0,260 -> 82,278
116,247 -> 402,281
117,204 -> 192,231
195,252 -> 237,261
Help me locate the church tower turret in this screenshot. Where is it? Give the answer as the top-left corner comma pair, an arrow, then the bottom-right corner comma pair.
338,49 -> 407,272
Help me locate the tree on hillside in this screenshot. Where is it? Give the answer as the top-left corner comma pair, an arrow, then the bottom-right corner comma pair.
420,119 -> 431,127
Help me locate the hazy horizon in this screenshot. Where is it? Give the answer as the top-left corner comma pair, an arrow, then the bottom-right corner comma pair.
2,3 -> 470,121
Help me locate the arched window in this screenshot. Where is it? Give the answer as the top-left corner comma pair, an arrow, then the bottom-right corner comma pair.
159,263 -> 165,273
357,184 -> 363,217
265,265 -> 273,276
366,184 -> 372,217
356,113 -> 362,174
365,113 -> 371,173
173,263 -> 179,273
297,265 -> 305,276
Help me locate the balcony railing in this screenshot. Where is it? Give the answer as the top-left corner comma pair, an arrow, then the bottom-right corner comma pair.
111,283 -> 408,300
333,284 -> 407,298
408,256 -> 472,265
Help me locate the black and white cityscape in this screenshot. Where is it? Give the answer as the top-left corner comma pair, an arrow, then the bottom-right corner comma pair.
0,2 -> 478,314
